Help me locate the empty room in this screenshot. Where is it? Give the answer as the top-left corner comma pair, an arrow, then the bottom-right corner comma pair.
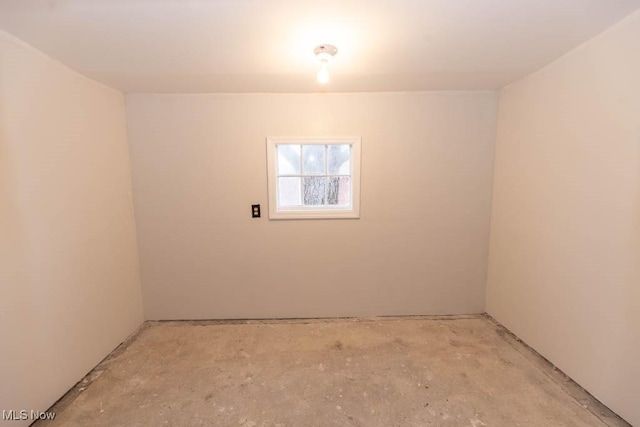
1,1 -> 639,426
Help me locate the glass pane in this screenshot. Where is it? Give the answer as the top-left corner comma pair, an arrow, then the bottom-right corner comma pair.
328,144 -> 350,174
327,176 -> 351,206
303,176 -> 325,205
278,177 -> 301,206
302,145 -> 325,174
277,145 -> 301,175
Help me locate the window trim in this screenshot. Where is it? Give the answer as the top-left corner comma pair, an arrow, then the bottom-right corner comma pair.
266,136 -> 361,220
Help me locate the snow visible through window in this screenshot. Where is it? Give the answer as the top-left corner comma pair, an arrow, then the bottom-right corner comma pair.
267,137 -> 361,219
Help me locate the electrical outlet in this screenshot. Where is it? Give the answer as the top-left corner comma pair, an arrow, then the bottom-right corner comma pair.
251,204 -> 261,218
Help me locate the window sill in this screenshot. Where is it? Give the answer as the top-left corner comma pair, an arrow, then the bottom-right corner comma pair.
268,209 -> 360,220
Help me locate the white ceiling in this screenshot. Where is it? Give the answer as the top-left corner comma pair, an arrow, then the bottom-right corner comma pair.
1,0 -> 639,93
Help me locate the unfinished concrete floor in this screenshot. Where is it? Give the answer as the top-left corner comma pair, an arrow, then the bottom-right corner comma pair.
38,315 -> 627,427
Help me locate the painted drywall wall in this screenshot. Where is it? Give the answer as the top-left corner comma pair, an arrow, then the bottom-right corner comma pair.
126,91 -> 498,320
486,10 -> 640,426
0,31 -> 143,425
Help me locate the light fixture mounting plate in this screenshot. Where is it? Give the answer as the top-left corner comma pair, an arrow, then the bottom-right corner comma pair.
314,44 -> 338,57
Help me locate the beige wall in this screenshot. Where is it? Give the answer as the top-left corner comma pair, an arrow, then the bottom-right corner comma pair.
0,31 -> 143,424
126,91 -> 498,320
486,10 -> 640,426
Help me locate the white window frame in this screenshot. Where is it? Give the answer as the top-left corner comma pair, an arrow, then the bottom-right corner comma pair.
266,136 -> 361,220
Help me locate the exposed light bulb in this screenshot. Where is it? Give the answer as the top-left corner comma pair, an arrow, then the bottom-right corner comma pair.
314,45 -> 338,85
317,65 -> 330,84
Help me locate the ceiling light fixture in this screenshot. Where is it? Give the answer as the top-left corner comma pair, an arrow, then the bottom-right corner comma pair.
314,44 -> 338,84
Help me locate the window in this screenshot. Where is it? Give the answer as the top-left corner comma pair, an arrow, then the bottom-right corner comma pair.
266,137 -> 361,219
